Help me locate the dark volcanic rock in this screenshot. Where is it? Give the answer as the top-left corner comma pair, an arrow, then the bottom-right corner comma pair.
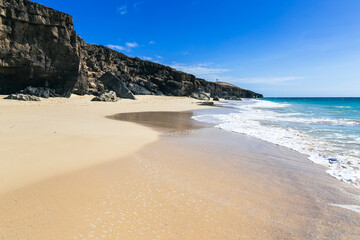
0,0 -> 263,99
225,96 -> 242,101
196,80 -> 261,99
5,93 -> 40,101
198,101 -> 214,106
91,91 -> 119,102
21,86 -> 58,98
99,72 -> 135,100
78,43 -> 199,97
190,88 -> 211,100
0,0 -> 82,97
127,82 -> 152,95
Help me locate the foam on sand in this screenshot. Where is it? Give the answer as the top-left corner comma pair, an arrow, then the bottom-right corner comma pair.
193,99 -> 360,187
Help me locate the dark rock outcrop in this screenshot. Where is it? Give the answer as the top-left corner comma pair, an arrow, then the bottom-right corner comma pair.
21,86 -> 58,98
190,88 -> 211,100
91,91 -> 119,102
0,0 -> 82,97
0,0 -> 263,99
198,101 -> 214,106
5,93 -> 40,101
78,42 -> 200,97
99,72 -> 135,100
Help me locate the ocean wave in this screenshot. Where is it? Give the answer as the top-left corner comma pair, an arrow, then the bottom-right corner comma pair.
227,99 -> 290,109
193,99 -> 360,187
226,99 -> 360,126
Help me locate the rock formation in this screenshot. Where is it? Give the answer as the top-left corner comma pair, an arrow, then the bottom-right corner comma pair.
5,93 -> 40,101
91,91 -> 119,102
98,72 -> 135,100
0,0 -> 263,99
0,0 -> 82,97
22,86 -> 58,98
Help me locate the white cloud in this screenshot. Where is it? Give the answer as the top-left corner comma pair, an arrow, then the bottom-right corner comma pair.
171,63 -> 229,80
156,55 -> 163,59
142,56 -> 152,61
149,40 -> 156,45
107,42 -> 140,52
235,76 -> 303,84
126,42 -> 139,48
117,5 -> 128,15
106,44 -> 126,51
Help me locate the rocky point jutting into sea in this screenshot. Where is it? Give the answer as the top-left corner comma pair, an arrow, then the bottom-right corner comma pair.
0,0 -> 262,99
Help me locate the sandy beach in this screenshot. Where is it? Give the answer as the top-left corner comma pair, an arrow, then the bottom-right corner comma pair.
0,95 -> 206,194
1,96 -> 360,239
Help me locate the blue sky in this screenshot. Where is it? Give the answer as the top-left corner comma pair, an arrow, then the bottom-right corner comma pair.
36,0 -> 360,97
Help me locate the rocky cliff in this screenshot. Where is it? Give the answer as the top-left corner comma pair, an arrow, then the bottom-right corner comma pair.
0,0 -> 82,96
0,0 -> 263,99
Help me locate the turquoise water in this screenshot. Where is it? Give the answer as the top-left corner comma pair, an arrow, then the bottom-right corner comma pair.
266,97 -> 360,121
193,98 -> 360,187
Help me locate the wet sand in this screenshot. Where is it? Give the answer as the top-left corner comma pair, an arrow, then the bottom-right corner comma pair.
1,109 -> 360,239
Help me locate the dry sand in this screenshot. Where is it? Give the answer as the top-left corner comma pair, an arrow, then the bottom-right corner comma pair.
1,96 -> 360,239
0,95 -> 206,194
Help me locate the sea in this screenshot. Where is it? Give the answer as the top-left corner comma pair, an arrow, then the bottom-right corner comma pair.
193,97 -> 360,187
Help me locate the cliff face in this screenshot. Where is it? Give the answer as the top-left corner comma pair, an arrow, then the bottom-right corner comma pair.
0,0 -> 82,96
76,41 -> 200,97
0,0 -> 263,99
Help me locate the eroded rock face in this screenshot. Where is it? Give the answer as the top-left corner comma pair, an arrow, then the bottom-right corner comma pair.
0,0 -> 263,99
78,43 -> 199,97
4,93 -> 40,101
0,0 -> 81,96
76,42 -> 263,98
21,86 -> 58,98
190,88 -> 211,100
99,72 -> 135,100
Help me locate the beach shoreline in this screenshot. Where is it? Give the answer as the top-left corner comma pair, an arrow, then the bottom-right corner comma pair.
1,96 -> 360,239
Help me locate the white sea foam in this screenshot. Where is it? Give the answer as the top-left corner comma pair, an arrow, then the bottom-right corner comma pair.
329,204 -> 360,214
334,106 -> 352,109
193,99 -> 360,187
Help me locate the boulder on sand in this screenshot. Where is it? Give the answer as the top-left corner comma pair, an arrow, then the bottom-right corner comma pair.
4,94 -> 41,101
99,73 -> 135,100
198,101 -> 214,106
91,91 -> 119,102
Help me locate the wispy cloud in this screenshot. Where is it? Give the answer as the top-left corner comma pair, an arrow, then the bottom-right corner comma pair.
156,55 -> 163,59
107,42 -> 139,52
171,63 -> 229,80
235,76 -> 304,84
149,40 -> 156,45
106,44 -> 126,51
142,56 -> 152,61
117,5 -> 128,15
126,42 -> 139,48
